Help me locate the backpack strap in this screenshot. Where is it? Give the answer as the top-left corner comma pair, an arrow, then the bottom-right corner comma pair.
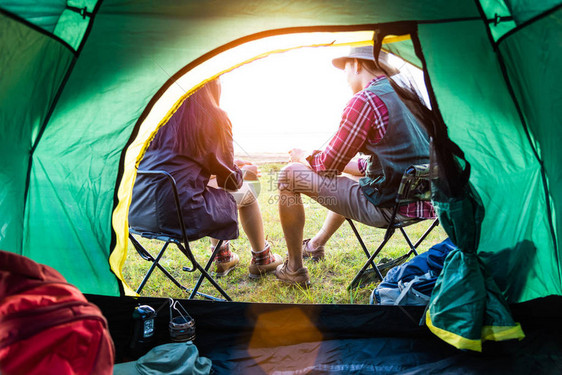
394,271 -> 433,305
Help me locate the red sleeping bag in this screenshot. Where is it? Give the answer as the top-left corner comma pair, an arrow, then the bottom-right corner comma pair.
0,250 -> 115,375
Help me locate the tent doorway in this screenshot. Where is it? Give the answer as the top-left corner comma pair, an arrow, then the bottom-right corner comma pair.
117,33 -> 447,303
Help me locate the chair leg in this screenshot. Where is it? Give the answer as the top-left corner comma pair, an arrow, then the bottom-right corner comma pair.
348,231 -> 394,290
346,218 -> 396,276
147,256 -> 222,300
414,219 -> 440,249
399,227 -> 418,257
346,219 -> 373,266
346,213 -> 439,290
136,241 -> 171,294
131,235 -> 231,301
188,240 -> 232,301
398,218 -> 440,258
129,233 -> 153,261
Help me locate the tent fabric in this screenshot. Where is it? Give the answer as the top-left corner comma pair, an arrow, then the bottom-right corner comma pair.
0,11 -> 74,254
426,173 -> 524,351
1,0 -> 562,355
505,0 -> 561,24
88,294 -> 562,374
0,1 -> 97,50
497,9 -> 562,294
0,2 -> 67,33
417,12 -> 562,302
478,0 -> 517,40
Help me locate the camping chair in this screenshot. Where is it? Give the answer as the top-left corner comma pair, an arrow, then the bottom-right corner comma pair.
128,170 -> 231,301
347,164 -> 440,289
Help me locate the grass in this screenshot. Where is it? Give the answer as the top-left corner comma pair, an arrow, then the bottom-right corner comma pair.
122,162 -> 446,305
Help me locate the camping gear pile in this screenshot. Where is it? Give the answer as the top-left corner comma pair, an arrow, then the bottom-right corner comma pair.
371,238 -> 456,305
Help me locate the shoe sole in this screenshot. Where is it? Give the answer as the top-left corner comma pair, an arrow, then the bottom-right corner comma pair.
248,271 -> 268,280
276,277 -> 311,289
214,265 -> 237,277
248,266 -> 280,279
302,253 -> 324,261
302,239 -> 325,261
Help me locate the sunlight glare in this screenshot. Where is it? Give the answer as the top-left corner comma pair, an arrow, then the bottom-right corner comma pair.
221,45 -> 427,157
221,45 -> 353,157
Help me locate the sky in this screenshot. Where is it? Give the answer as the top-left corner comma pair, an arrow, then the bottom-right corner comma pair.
220,45 -> 426,157
220,46 -> 353,156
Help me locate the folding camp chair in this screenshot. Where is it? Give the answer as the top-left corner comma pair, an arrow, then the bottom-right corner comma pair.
128,170 -> 231,301
348,164 -> 440,289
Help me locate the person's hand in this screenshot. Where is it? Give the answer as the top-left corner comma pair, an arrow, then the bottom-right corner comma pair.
234,159 -> 252,168
241,164 -> 260,181
288,148 -> 308,164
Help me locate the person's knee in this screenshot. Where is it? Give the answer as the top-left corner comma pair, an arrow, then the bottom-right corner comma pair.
278,163 -> 313,192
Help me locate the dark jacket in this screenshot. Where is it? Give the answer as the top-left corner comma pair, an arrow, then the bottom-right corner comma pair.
129,107 -> 243,241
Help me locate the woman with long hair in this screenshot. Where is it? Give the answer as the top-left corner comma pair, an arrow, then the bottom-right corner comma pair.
129,78 -> 282,278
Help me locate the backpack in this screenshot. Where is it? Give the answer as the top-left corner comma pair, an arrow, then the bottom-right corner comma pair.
371,238 -> 456,305
0,250 -> 115,375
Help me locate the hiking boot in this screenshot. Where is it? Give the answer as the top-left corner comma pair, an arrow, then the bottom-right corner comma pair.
275,260 -> 310,288
214,252 -> 239,277
302,238 -> 325,261
248,242 -> 283,279
248,253 -> 283,279
212,241 -> 238,277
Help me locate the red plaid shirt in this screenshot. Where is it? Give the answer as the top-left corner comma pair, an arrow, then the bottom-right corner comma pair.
307,76 -> 435,219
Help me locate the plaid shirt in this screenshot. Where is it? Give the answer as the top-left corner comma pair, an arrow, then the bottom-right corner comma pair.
307,77 -> 435,219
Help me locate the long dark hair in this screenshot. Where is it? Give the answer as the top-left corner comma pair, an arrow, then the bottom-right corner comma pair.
150,78 -> 232,158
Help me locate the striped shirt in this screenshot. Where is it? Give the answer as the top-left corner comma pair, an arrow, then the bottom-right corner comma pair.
307,76 -> 435,219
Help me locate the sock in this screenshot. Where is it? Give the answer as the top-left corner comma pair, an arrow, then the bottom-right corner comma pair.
251,242 -> 273,265
214,241 -> 232,263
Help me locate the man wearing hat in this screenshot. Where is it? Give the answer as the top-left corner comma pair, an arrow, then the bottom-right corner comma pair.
275,45 -> 435,287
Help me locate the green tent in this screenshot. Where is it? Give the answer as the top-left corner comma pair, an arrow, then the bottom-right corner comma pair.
1,0 -> 561,359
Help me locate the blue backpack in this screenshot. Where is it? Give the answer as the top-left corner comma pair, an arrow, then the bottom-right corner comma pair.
371,238 -> 456,305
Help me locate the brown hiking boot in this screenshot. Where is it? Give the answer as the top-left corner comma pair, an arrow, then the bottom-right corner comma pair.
213,242 -> 238,277
248,253 -> 283,279
214,252 -> 239,277
248,242 -> 283,279
275,260 -> 310,288
302,238 -> 325,261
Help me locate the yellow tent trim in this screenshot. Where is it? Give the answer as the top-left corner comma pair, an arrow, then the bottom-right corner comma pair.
481,323 -> 525,342
382,34 -> 411,44
425,311 -> 483,352
109,89 -> 195,296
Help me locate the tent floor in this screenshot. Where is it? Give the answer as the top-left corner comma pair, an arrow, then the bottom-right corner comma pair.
87,294 -> 562,374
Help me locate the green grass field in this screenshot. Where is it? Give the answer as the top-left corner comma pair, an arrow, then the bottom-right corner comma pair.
122,163 -> 446,305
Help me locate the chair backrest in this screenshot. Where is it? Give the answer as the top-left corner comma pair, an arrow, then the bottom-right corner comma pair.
130,169 -> 201,273
132,169 -> 189,243
395,164 -> 432,204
